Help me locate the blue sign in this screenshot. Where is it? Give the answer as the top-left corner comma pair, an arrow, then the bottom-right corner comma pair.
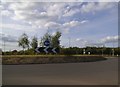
44,40 -> 50,46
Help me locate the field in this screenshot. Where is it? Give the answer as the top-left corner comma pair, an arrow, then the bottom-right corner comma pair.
2,55 -> 107,65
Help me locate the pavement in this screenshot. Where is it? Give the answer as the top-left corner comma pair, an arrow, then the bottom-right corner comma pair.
2,58 -> 118,85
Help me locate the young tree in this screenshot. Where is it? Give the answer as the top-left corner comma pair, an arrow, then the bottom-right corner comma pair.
39,31 -> 61,48
18,33 -> 29,51
51,31 -> 61,48
39,32 -> 52,47
31,36 -> 38,50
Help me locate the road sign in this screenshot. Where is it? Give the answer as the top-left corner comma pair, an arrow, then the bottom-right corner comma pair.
35,47 -> 59,54
44,40 -> 50,46
44,46 -> 49,53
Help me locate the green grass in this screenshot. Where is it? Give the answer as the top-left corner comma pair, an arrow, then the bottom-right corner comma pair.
2,55 -> 66,58
2,55 -> 107,65
2,54 -> 103,58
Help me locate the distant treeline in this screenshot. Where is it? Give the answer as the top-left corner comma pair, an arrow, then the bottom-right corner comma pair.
2,32 -> 120,56
2,47 -> 120,56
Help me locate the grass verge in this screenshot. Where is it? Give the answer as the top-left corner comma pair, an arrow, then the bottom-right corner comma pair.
2,55 -> 107,65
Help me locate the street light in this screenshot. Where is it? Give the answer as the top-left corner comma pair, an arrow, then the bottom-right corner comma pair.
83,49 -> 86,55
112,48 -> 114,56
102,44 -> 104,56
88,51 -> 90,55
112,42 -> 115,56
2,34 -> 6,52
68,37 -> 71,48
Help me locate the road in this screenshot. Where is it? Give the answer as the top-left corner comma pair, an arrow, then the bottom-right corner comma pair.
2,58 -> 118,85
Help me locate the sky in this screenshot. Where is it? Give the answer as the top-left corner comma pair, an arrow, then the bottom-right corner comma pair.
0,1 -> 119,51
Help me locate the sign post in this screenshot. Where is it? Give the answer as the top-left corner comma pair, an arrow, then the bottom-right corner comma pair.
35,39 -> 59,54
44,40 -> 50,47
35,47 -> 59,54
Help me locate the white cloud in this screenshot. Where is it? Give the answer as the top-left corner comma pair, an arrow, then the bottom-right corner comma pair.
1,2 -> 115,33
0,4 -> 4,11
12,10 -> 26,20
100,35 -> 120,43
46,3 -> 65,16
81,2 -> 96,13
41,20 -> 88,34
63,8 -> 80,17
8,2 -> 64,20
63,21 -> 80,27
9,2 -> 37,10
75,35 -> 120,47
0,23 -> 36,32
0,32 -> 18,42
75,38 -> 89,47
81,20 -> 88,24
1,10 -> 13,17
44,22 -> 61,29
0,2 -> 118,50
98,0 -> 119,2
85,42 -> 104,47
96,2 -> 115,10
63,20 -> 88,28
76,38 -> 81,41
80,2 -> 115,13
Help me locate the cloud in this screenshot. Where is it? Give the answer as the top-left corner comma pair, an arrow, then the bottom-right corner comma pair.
63,20 -> 88,28
85,42 -> 104,47
75,35 -> 120,47
0,4 -> 4,11
44,20 -> 88,34
63,21 -> 80,27
2,2 -> 115,26
0,2 -> 118,51
9,2 -> 37,10
76,38 -> 88,43
86,36 -> 120,47
80,2 -> 115,14
8,2 -> 64,20
1,10 -> 13,17
81,2 -> 96,13
0,2 -> 115,35
0,32 -> 18,42
98,0 -> 119,2
44,22 -> 61,29
80,20 -> 88,24
63,6 -> 80,17
75,38 -> 89,47
0,23 -> 36,32
100,35 -> 120,44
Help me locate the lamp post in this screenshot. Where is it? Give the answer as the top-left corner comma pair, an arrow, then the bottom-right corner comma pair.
4,40 -> 5,52
102,44 -> 104,56
68,37 -> 71,48
112,49 -> 114,56
112,42 -> 114,56
2,34 -> 6,52
83,49 -> 86,55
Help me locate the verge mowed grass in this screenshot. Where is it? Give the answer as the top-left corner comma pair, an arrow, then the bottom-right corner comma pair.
2,55 -> 103,58
2,55 -> 65,58
2,55 -> 107,65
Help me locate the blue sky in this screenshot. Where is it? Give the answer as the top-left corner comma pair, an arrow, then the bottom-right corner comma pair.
0,1 -> 119,51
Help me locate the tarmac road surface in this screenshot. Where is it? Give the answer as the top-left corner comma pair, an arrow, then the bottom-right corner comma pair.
2,58 -> 118,85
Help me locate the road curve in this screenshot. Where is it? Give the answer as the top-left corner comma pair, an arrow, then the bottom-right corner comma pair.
2,58 -> 118,85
